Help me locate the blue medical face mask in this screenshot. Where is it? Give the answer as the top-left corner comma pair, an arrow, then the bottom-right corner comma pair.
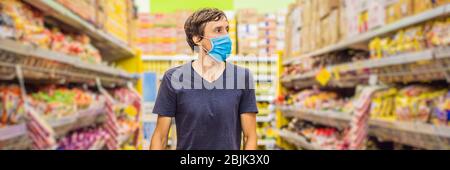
203,34 -> 232,62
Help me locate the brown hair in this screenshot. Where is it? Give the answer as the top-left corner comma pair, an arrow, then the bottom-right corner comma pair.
184,8 -> 227,51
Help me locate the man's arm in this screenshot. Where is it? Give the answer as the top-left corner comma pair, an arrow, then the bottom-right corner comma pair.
150,115 -> 172,150
241,113 -> 258,150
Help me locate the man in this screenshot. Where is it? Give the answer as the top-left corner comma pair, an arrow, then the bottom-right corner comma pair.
150,8 -> 258,150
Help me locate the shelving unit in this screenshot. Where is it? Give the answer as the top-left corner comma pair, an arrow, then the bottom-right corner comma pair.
278,129 -> 321,150
283,4 -> 450,66
282,47 -> 450,89
257,114 -> 275,123
279,107 -> 450,150
256,95 -> 275,102
0,123 -> 30,150
257,139 -> 276,147
279,2 -> 450,150
23,0 -> 135,62
0,38 -> 136,87
0,103 -> 108,150
48,104 -> 106,139
0,0 -> 141,150
280,107 -> 352,130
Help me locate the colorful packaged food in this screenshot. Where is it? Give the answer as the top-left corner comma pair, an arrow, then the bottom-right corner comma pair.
0,85 -> 25,126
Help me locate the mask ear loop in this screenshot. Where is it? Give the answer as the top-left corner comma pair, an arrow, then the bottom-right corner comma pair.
199,36 -> 214,54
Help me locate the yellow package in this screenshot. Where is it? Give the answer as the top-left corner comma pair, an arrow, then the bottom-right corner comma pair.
380,38 -> 391,57
369,38 -> 382,59
386,4 -> 398,24
398,0 -> 414,18
414,0 -> 433,14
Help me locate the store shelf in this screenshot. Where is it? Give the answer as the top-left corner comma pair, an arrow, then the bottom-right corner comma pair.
435,47 -> 450,59
256,75 -> 275,82
280,106 -> 351,129
23,0 -> 135,62
258,139 -> 276,147
0,123 -> 31,150
279,107 -> 450,150
142,55 -> 278,62
283,4 -> 450,66
278,129 -> 321,150
281,48 -> 450,87
0,123 -> 27,141
256,95 -> 274,102
257,114 -> 275,123
0,105 -> 106,149
49,104 -> 106,139
369,120 -> 450,150
0,38 -> 135,86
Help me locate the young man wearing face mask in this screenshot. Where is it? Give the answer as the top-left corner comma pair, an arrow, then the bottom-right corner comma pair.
150,8 -> 258,150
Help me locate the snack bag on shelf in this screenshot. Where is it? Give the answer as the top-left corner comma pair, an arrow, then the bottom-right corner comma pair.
373,89 -> 394,119
0,4 -> 17,39
29,87 -> 80,119
369,38 -> 382,59
0,85 -> 25,126
391,30 -> 406,55
413,0 -> 433,14
430,90 -> 450,126
57,127 -> 110,150
379,37 -> 392,57
403,26 -> 425,53
425,19 -> 450,47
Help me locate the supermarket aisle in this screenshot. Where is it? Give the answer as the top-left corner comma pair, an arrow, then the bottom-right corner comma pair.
0,0 -> 141,150
278,0 -> 450,150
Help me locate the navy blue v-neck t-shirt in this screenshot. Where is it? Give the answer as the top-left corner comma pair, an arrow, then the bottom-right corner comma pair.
152,61 -> 258,150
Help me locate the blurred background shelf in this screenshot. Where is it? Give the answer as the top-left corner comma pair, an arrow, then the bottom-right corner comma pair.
283,4 -> 450,65
23,0 -> 135,62
278,129 -> 321,150
279,107 -> 450,150
0,38 -> 135,86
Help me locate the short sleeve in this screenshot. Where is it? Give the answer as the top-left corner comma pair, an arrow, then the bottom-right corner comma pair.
239,69 -> 258,114
152,71 -> 177,117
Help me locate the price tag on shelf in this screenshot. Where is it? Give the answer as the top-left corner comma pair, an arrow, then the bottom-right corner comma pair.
316,68 -> 332,86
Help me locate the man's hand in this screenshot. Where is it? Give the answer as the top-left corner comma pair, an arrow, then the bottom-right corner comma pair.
241,113 -> 258,150
150,115 -> 172,150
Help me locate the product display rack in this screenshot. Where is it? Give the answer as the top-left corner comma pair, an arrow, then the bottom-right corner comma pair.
278,129 -> 321,150
283,4 -> 450,66
23,0 -> 135,62
0,0 -> 141,150
278,107 -> 450,150
0,105 -> 107,150
282,47 -> 450,89
279,2 -> 450,150
0,123 -> 30,150
0,38 -> 136,87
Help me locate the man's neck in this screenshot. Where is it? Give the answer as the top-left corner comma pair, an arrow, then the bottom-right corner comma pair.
192,53 -> 225,83
195,53 -> 224,73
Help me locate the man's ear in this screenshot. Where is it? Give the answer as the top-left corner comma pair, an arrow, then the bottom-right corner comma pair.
193,36 -> 202,46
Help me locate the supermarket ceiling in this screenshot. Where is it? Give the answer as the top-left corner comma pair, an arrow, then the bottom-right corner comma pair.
135,0 -> 295,13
